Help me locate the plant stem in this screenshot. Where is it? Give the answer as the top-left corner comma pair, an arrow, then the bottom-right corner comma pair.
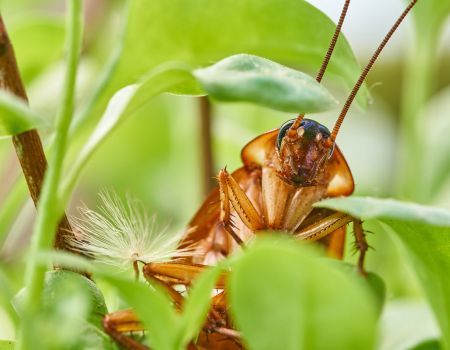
0,15 -> 75,251
17,1 -> 83,348
199,96 -> 215,195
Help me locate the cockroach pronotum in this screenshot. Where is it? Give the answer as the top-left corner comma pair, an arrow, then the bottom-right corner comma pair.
80,1 -> 420,348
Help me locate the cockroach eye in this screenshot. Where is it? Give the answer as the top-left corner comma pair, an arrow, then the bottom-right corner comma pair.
276,119 -> 295,150
318,124 -> 331,139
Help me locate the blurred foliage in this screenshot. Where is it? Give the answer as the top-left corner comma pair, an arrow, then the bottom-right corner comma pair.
0,0 -> 449,349
320,196 -> 450,349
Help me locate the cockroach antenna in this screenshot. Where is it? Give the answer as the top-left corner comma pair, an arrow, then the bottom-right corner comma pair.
328,0 -> 419,144
289,0 -> 351,136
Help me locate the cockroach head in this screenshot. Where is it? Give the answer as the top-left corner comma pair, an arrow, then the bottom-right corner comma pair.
275,118 -> 334,186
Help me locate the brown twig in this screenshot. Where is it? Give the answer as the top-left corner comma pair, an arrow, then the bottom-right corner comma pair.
0,15 -> 74,253
199,96 -> 215,195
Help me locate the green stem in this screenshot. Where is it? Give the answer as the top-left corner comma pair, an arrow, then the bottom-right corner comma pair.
397,22 -> 439,202
69,5 -> 126,136
17,1 -> 83,348
0,10 -> 125,242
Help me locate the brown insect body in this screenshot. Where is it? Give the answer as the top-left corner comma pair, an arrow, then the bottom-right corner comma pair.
182,119 -> 354,265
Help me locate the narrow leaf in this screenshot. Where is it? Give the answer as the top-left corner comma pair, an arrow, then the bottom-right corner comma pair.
194,54 -> 337,113
0,91 -> 44,137
0,268 -> 18,327
61,64 -> 192,200
0,340 -> 14,350
177,265 -> 223,348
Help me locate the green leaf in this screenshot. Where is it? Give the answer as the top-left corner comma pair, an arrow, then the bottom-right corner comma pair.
193,54 -> 337,113
177,265 -> 222,348
43,271 -> 112,350
60,63 -> 192,201
326,261 -> 386,317
14,270 -> 113,350
318,196 -> 450,350
101,275 -> 178,350
0,340 -> 14,350
317,197 -> 450,226
109,0 -> 368,105
228,236 -> 377,350
9,17 -> 65,83
0,268 -> 18,327
410,339 -> 443,350
0,91 -> 45,137
44,271 -> 108,327
411,339 -> 442,350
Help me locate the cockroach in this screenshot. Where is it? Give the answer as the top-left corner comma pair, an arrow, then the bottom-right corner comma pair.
101,1 -> 419,349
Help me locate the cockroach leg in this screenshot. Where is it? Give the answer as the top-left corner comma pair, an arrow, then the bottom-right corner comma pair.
218,171 -> 244,246
103,309 -> 149,350
142,264 -> 240,348
353,219 -> 368,276
143,262 -> 227,288
215,327 -> 241,340
294,212 -> 353,242
218,168 -> 265,234
144,272 -> 186,308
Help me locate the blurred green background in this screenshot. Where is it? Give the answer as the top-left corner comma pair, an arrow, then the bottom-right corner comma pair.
0,0 -> 449,348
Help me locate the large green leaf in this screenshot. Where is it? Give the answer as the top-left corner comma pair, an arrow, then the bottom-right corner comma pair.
318,196 -> 450,350
228,237 -> 377,350
109,0 -> 367,104
0,91 -> 44,137
193,54 -> 337,113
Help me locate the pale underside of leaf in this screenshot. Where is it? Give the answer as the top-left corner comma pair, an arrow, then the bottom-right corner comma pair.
193,54 -> 337,113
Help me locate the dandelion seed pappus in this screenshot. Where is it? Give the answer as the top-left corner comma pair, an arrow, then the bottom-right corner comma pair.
71,1 -> 421,348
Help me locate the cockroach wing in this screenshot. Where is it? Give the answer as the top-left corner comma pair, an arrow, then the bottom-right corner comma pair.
241,128 -> 279,168
240,128 -> 354,197
327,144 -> 354,196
